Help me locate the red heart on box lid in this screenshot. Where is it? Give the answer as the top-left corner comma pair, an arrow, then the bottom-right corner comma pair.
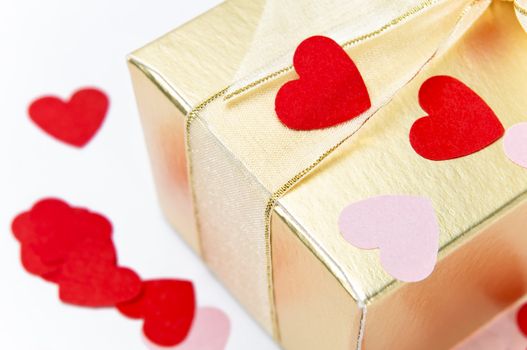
275,36 -> 371,130
410,75 -> 504,160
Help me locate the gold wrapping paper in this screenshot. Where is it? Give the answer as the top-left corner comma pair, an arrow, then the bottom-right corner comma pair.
128,1 -> 527,349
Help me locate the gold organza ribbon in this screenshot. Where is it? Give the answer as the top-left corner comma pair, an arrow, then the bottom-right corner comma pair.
516,0 -> 527,30
185,0 -> 527,346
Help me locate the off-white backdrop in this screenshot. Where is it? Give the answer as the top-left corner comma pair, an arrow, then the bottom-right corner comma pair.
0,1 -> 279,349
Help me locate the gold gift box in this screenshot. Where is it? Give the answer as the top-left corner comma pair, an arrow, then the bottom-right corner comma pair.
129,1 -> 527,349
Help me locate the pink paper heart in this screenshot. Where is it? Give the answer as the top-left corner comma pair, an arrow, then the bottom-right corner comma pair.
504,122 -> 527,169
338,195 -> 440,282
144,307 -> 230,350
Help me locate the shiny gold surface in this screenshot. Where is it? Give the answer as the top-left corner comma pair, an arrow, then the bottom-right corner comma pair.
272,207 -> 360,350
274,199 -> 527,349
129,1 -> 527,349
128,63 -> 200,252
130,0 -> 265,109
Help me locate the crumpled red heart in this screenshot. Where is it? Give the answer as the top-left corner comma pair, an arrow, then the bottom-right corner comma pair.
275,35 -> 371,131
410,75 -> 504,160
11,198 -> 139,307
12,198 -> 115,282
28,88 -> 109,147
59,250 -> 141,307
117,279 -> 196,347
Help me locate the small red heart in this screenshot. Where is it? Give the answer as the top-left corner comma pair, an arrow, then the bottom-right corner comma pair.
28,88 -> 109,147
517,302 -> 527,337
275,36 -> 371,130
117,279 -> 196,347
410,75 -> 504,160
59,251 -> 141,307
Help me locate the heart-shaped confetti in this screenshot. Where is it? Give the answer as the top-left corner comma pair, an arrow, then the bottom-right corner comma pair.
12,199 -> 140,307
410,76 -> 504,160
504,122 -> 527,169
11,198 -> 115,282
338,195 -> 440,282
145,307 -> 231,350
275,35 -> 371,130
117,279 -> 196,347
59,253 -> 142,307
29,88 -> 109,147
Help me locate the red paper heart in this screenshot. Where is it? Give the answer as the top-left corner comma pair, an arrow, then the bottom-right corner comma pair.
410,75 -> 504,160
13,199 -> 141,307
28,88 -> 109,147
59,251 -> 141,307
517,302 -> 527,337
117,279 -> 196,347
11,198 -> 115,281
275,35 -> 371,130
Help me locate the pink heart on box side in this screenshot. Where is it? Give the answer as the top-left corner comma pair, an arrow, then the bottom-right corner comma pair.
504,122 -> 527,169
338,195 -> 440,282
144,307 -> 230,350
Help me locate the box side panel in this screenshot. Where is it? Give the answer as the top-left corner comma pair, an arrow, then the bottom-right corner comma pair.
272,209 -> 362,350
128,62 -> 200,253
365,200 -> 527,350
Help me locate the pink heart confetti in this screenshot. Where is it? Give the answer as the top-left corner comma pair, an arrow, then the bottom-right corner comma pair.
504,122 -> 527,169
144,307 -> 230,350
338,195 -> 440,282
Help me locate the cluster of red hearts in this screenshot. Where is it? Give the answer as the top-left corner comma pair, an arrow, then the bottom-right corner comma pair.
11,198 -> 196,347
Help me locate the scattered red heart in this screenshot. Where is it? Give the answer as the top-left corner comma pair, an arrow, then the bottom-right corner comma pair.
410,75 -> 504,161
58,253 -> 141,307
275,35 -> 371,131
118,279 -> 196,347
12,198 -> 116,286
28,88 -> 109,147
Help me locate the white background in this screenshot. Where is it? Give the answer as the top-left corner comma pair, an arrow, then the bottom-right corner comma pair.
0,1 -> 279,349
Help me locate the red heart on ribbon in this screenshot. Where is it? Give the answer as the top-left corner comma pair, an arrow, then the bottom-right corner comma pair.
58,251 -> 141,307
29,88 -> 109,147
410,75 -> 504,160
117,279 -> 196,347
275,36 -> 371,130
